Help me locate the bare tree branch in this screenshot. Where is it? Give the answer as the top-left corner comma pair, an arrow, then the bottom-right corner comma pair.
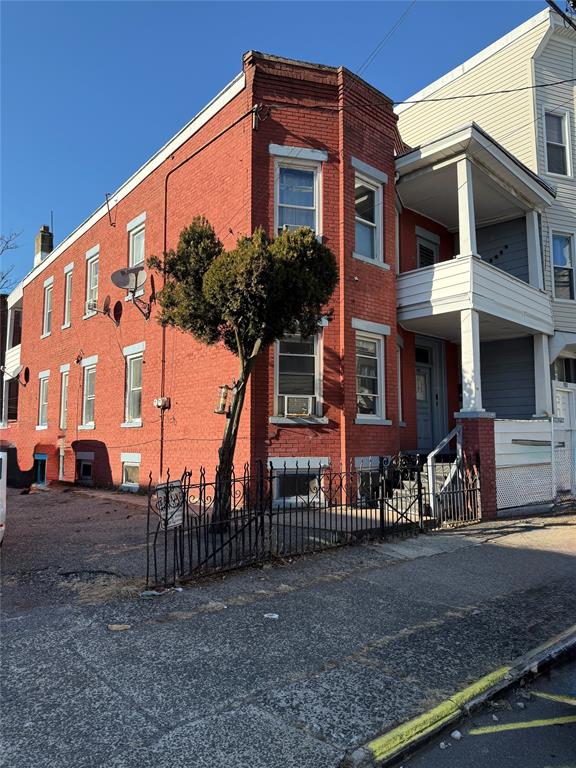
0,231 -> 21,292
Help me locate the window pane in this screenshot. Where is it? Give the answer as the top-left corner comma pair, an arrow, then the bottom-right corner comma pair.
279,373 -> 315,395
84,399 -> 94,424
279,356 -> 315,374
355,183 -> 375,223
129,389 -> 142,420
278,472 -> 317,499
357,394 -> 378,415
355,221 -> 375,259
86,368 -> 95,397
553,235 -> 572,268
547,144 -> 567,175
356,338 -> 377,356
131,228 -> 145,266
357,375 -> 378,394
130,356 -> 142,388
545,113 -> 564,144
278,206 -> 315,231
554,268 -> 574,299
123,464 -> 140,484
279,336 -> 314,355
279,168 -> 314,207
64,273 -> 72,325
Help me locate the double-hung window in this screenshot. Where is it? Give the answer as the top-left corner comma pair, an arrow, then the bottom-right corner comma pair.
553,233 -> 574,300
129,226 -> 145,268
276,334 -> 320,418
122,342 -> 144,426
37,372 -> 50,428
544,111 -> 569,176
63,263 -> 73,328
60,365 -> 69,430
276,162 -> 319,234
85,246 -> 99,315
354,176 -> 380,261
356,333 -> 384,419
80,356 -> 98,427
42,279 -> 53,336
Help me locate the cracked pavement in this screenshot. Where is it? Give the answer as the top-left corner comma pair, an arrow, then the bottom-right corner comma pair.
2,487 -> 576,767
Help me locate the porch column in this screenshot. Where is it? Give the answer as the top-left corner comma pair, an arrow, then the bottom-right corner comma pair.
457,158 -> 477,257
526,211 -> 544,290
533,334 -> 553,416
460,308 -> 483,412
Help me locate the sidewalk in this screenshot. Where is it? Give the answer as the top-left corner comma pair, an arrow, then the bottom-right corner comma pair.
2,512 -> 576,768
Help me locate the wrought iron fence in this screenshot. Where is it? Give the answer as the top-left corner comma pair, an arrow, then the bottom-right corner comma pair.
146,454 -> 481,587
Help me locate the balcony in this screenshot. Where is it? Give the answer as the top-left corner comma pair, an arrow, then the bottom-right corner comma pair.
398,254 -> 553,339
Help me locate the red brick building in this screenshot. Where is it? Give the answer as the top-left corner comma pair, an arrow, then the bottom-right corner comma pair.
1,52 -> 557,517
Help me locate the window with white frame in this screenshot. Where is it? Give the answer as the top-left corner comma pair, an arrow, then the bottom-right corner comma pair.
356,333 -> 384,418
125,353 -> 143,424
354,175 -> 381,261
544,112 -> 569,176
63,268 -> 73,327
552,357 -> 576,384
276,161 -> 319,235
269,458 -> 328,506
276,334 -> 320,418
42,283 -> 53,336
38,374 -> 49,427
416,229 -> 439,268
553,233 -> 574,300
82,365 -> 96,426
60,370 -> 69,430
85,251 -> 99,313
129,225 -> 145,267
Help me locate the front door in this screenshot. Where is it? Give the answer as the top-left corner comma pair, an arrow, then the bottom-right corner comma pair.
416,366 -> 434,452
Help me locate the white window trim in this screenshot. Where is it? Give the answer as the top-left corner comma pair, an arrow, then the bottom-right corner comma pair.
550,230 -> 576,303
272,331 -> 324,423
123,341 -> 145,357
41,283 -> 53,338
353,170 -> 385,268
62,268 -> 73,329
120,451 -> 142,491
126,212 -> 146,232
37,372 -> 50,429
269,456 -> 330,508
124,351 -> 143,426
81,363 -> 96,428
59,370 -> 69,431
351,317 -> 391,336
416,226 -> 440,269
355,330 -> 389,425
274,157 -> 323,239
84,249 -> 99,318
542,107 -> 572,179
351,156 -> 388,185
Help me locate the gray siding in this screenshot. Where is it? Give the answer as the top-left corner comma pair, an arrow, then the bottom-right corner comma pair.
476,218 -> 529,283
480,338 -> 535,418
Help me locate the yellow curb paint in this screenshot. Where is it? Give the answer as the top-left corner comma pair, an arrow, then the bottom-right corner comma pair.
366,666 -> 513,763
368,702 -> 459,763
532,691 -> 576,707
469,715 -> 576,735
449,666 -> 511,708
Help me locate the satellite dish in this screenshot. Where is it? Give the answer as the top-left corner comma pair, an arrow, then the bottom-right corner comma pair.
23,367 -> 30,384
113,301 -> 123,325
111,266 -> 147,293
102,295 -> 111,315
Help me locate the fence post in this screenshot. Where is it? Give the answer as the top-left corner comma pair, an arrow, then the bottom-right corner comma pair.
378,456 -> 386,535
416,455 -> 424,531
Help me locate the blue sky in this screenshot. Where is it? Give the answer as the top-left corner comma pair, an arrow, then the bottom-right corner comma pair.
1,0 -> 544,284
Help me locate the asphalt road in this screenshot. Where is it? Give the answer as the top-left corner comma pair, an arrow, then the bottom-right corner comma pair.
404,659 -> 576,767
2,487 -> 576,768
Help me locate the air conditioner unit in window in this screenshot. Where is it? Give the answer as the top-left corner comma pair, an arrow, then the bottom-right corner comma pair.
285,395 -> 313,417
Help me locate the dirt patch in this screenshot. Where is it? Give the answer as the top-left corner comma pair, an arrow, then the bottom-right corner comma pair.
57,571 -> 144,604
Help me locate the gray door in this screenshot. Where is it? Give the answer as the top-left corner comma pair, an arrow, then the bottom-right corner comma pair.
416,366 -> 433,452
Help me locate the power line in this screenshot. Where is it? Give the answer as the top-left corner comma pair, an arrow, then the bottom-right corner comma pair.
395,77 -> 576,106
357,1 -> 417,75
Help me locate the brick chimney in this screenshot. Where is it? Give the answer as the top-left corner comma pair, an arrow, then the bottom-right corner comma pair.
34,225 -> 53,266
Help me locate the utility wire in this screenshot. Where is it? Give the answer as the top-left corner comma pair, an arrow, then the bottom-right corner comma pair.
395,77 -> 576,105
357,0 -> 417,75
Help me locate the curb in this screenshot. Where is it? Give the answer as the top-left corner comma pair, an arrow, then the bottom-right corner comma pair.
341,623 -> 576,768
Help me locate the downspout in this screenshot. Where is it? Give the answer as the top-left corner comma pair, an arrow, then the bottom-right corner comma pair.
158,104 -> 261,479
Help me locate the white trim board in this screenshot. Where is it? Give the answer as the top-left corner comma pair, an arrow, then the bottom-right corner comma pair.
19,72 -> 246,290
352,318 -> 391,336
269,144 -> 328,162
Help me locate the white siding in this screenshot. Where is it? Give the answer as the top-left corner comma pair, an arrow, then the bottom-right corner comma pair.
534,31 -> 576,332
397,20 -> 549,167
